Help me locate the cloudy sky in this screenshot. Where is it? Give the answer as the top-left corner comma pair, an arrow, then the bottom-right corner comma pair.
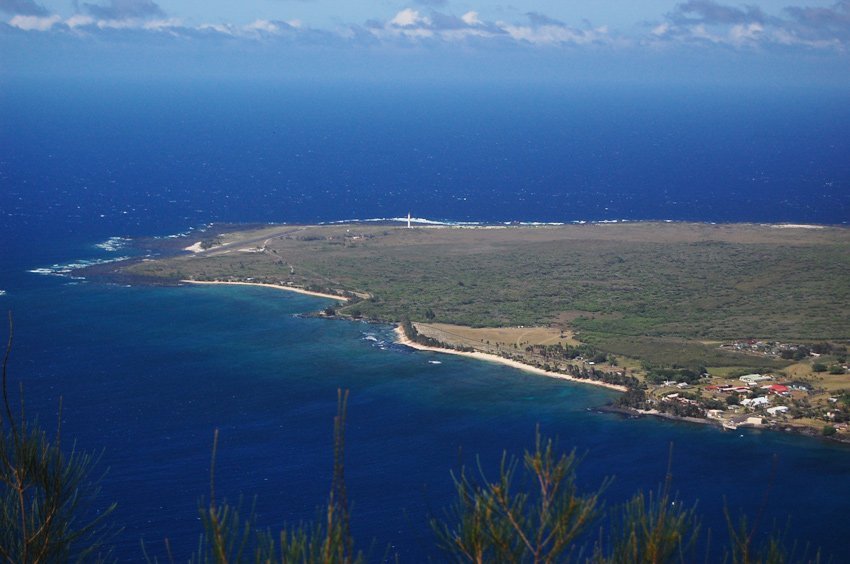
2,0 -> 850,83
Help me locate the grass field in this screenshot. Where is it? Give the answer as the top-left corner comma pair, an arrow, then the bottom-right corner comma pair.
416,323 -> 579,349
122,222 -> 850,369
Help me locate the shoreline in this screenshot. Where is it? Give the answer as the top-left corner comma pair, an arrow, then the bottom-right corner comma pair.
180,278 -> 624,393
599,404 -> 720,427
180,280 -> 350,302
393,326 -> 628,393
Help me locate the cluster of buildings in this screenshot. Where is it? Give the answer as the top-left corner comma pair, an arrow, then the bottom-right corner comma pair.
649,366 -> 848,437
720,340 -> 811,358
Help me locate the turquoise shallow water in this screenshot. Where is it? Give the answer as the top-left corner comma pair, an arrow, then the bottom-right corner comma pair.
3,279 -> 849,560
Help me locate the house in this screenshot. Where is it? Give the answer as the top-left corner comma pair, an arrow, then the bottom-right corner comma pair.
740,374 -> 772,384
768,384 -> 790,395
767,406 -> 789,416
741,396 -> 770,408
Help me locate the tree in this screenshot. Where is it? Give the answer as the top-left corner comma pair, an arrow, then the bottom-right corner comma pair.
1,313 -> 116,562
191,389 -> 361,563
431,430 -> 608,563
595,460 -> 700,564
793,347 -> 810,361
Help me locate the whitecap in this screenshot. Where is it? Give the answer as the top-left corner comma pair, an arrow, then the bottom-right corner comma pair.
93,236 -> 131,252
27,256 -> 131,277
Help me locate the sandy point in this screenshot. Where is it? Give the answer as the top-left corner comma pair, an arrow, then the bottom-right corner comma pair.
394,326 -> 626,392
183,242 -> 205,253
181,280 -> 350,302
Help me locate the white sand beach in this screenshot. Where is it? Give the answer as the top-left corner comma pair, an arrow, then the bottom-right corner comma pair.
183,242 -> 205,253
181,280 -> 350,302
394,326 -> 627,392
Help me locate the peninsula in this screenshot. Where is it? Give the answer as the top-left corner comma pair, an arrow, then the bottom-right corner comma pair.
104,221 -> 850,440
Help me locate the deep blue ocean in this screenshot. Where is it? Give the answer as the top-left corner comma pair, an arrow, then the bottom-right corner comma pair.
1,80 -> 849,560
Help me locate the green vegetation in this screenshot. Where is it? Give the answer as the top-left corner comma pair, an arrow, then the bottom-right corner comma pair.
644,367 -> 704,385
187,421 -> 818,563
106,222 -> 850,438
598,484 -> 699,563
0,331 -> 828,564
121,222 -> 850,369
580,333 -> 790,371
200,237 -> 223,250
432,433 -> 608,563
187,391 -> 361,564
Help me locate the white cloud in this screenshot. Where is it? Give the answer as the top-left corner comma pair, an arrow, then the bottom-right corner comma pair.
365,8 -> 612,45
651,22 -> 670,37
729,22 -> 763,44
94,17 -> 139,29
245,18 -> 280,34
65,14 -> 94,27
390,9 -> 428,28
3,1 -> 848,56
770,28 -> 842,49
651,0 -> 850,51
9,13 -> 58,30
461,11 -> 480,26
198,22 -> 233,35
502,21 -> 609,46
142,17 -> 180,30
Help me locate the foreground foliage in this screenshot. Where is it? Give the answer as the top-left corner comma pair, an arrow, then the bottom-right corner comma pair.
0,309 -> 826,562
182,417 -> 820,563
432,433 -> 608,563
431,439 -> 818,564
0,315 -> 116,563
183,390 -> 361,564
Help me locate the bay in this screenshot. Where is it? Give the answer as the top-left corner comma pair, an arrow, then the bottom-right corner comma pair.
4,278 -> 849,560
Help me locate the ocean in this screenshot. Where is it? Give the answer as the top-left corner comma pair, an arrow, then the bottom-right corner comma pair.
1,79 -> 849,560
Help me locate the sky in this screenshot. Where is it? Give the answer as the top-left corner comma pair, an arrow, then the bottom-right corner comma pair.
2,0 -> 850,84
